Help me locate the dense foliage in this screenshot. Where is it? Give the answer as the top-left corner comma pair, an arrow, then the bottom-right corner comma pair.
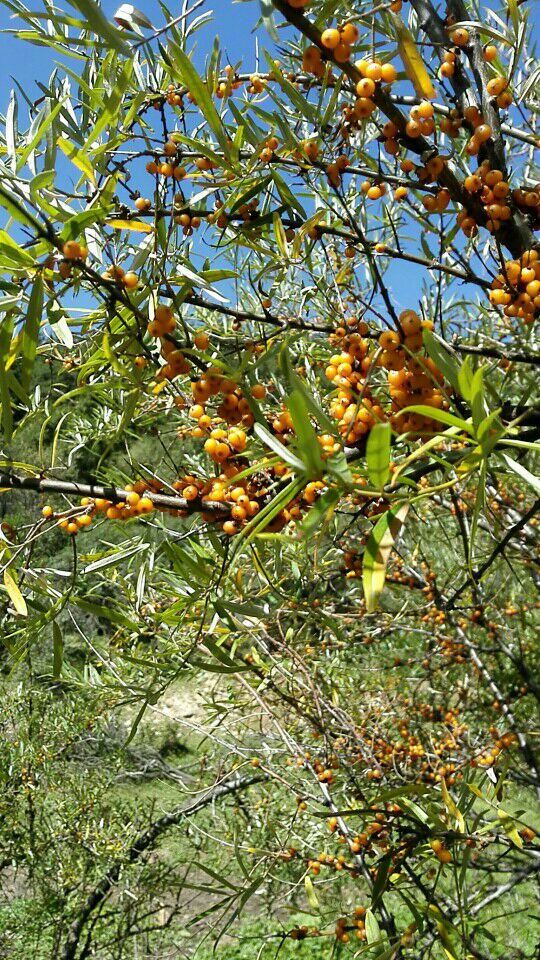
0,0 -> 539,956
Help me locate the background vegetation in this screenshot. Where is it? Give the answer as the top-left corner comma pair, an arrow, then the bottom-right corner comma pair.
0,0 -> 538,957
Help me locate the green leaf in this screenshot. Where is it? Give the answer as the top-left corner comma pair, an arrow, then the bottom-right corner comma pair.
0,315 -> 15,443
502,454 -> 540,496
253,422 -> 305,472
470,366 -> 486,431
363,504 -> 409,613
71,597 -> 136,628
67,0 -> 129,52
264,51 -> 316,123
365,908 -> 381,944
423,330 -> 460,394
259,0 -> 279,41
397,405 -> 474,434
271,170 -> 306,219
85,58 -> 133,147
272,212 -> 289,259
441,780 -> 465,833
371,853 -> 392,907
287,389 -> 325,478
4,567 -> 27,616
52,621 -> 64,677
457,355 -> 474,402
366,423 -> 391,489
167,42 -> 232,163
82,542 -> 148,574
5,90 -> 18,171
20,277 -> 44,393
304,875 -> 320,911
477,408 -> 504,456
58,136 -> 97,185
498,808 -> 523,848
16,97 -> 66,173
0,230 -> 37,269
507,0 -> 520,34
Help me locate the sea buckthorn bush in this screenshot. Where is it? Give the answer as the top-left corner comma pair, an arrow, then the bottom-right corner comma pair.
0,0 -> 538,956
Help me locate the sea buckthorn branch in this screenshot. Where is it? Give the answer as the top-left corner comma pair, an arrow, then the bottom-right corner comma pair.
137,70 -> 539,147
445,497 -> 540,610
390,95 -> 540,148
0,473 -> 231,517
411,0 -> 538,255
182,292 -> 341,333
271,3 -> 486,218
236,672 -> 402,948
271,0 -> 537,259
408,0 -> 475,107
59,772 -> 265,960
317,225 -> 492,288
446,0 -> 507,171
449,341 -> 540,365
453,624 -> 540,798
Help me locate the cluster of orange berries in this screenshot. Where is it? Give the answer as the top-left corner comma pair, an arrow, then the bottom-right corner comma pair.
489,249 -> 540,322
430,838 -> 452,864
172,206 -> 202,236
320,22 -> 359,64
384,318 -> 448,437
472,728 -> 517,768
463,159 -> 513,235
189,375 -> 259,443
145,139 -> 188,181
342,58 -> 399,135
145,305 -> 193,381
180,468 -> 262,535
334,909 -> 368,943
247,72 -> 267,94
296,138 -> 319,163
215,65 -> 244,100
302,45 -> 328,78
259,134 -> 280,164
101,264 -> 139,289
208,197 -> 260,229
325,311 -> 447,441
203,428 -> 249,463
42,487 -> 155,535
325,152 -> 350,189
326,332 -> 385,444
62,240 -> 89,262
512,183 -> 540,230
403,98 -> 436,140
165,82 -> 183,107
58,240 -> 89,279
438,632 -> 468,665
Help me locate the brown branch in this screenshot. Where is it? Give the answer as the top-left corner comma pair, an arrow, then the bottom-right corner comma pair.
269,0 -> 536,259
0,473 -> 230,516
451,341 -> 540,365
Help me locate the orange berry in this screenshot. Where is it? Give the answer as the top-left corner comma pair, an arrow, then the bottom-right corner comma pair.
62,240 -> 82,260
340,23 -> 359,45
450,27 -> 469,46
194,331 -> 209,350
381,63 -> 397,83
321,28 -> 341,50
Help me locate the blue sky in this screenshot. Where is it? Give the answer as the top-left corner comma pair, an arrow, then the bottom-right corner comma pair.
0,0 -> 537,317
0,0 -> 265,106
